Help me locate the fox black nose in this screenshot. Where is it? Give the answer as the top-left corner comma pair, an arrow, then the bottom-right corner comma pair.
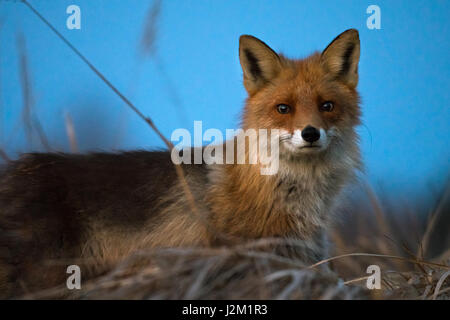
301,126 -> 320,143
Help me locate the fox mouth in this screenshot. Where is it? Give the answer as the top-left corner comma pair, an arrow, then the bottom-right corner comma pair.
297,144 -> 324,153
281,141 -> 326,154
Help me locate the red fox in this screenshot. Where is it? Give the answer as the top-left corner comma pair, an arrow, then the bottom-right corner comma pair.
0,29 -> 361,297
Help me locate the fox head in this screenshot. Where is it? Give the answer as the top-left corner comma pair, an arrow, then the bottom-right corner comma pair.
239,29 -> 361,162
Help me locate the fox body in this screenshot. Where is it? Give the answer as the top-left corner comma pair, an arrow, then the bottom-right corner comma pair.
0,30 -> 361,297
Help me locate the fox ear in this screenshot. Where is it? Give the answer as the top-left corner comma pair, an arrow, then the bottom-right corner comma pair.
239,35 -> 282,95
321,29 -> 360,88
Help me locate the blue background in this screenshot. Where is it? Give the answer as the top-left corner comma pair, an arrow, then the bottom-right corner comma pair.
0,0 -> 449,207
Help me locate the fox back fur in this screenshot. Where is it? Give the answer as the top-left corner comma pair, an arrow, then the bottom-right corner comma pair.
0,29 -> 362,297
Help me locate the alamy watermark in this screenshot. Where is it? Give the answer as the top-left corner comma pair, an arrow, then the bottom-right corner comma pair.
171,121 -> 280,175
66,264 -> 81,290
366,5 -> 381,30
366,264 -> 381,289
9,3 -> 381,31
66,4 -> 81,30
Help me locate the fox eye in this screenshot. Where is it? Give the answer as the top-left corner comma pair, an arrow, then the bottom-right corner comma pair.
276,104 -> 291,114
320,101 -> 334,112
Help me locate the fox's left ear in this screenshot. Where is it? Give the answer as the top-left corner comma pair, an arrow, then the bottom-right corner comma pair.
321,29 -> 360,88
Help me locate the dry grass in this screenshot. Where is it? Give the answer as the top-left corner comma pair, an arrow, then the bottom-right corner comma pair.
17,188 -> 449,300
22,243 -> 370,300
329,183 -> 450,300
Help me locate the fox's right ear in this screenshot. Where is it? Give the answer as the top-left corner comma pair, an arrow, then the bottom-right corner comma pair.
239,35 -> 282,95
